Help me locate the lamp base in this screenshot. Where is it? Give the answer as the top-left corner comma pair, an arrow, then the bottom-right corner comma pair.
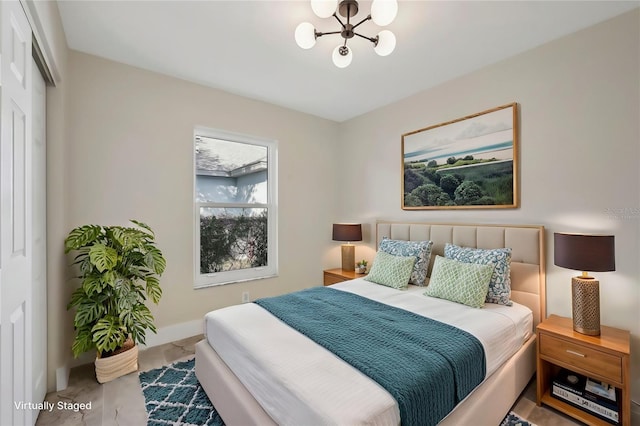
572,276 -> 600,336
341,244 -> 355,272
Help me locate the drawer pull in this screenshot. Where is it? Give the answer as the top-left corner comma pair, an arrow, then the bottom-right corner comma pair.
566,349 -> 586,357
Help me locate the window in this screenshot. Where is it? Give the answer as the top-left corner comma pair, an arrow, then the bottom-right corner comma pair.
194,127 -> 278,287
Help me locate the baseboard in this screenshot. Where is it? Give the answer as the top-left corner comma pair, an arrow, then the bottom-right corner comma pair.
631,400 -> 640,425
55,364 -> 69,392
140,319 -> 204,349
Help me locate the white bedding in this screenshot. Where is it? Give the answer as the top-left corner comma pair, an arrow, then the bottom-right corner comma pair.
203,278 -> 533,426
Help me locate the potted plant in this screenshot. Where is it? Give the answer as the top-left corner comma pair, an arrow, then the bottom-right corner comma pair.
355,259 -> 368,274
64,220 -> 166,383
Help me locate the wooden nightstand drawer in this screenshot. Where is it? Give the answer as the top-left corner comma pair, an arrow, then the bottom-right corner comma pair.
323,268 -> 365,286
539,333 -> 622,383
324,274 -> 346,286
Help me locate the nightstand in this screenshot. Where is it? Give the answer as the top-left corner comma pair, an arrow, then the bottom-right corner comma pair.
537,314 -> 630,426
323,268 -> 365,286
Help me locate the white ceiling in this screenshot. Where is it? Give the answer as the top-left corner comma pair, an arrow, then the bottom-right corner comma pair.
57,1 -> 638,122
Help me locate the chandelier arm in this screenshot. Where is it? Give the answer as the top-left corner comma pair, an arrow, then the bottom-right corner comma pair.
351,14 -> 372,30
354,32 -> 378,44
332,13 -> 346,28
316,30 -> 342,38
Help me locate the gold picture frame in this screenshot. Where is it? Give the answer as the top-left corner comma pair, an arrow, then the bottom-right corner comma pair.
402,103 -> 519,210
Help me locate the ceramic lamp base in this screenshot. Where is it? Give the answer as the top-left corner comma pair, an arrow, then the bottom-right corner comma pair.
341,244 -> 355,271
572,276 -> 600,336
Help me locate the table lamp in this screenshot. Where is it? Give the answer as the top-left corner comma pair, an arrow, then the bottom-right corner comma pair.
332,223 -> 362,272
553,232 -> 615,336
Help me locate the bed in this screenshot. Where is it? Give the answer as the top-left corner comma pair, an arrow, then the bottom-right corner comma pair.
195,222 -> 546,425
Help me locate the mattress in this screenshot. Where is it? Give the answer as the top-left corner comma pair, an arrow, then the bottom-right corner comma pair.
203,278 -> 533,426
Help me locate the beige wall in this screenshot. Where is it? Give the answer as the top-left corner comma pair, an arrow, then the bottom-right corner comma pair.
336,9 -> 640,403
55,52 -> 339,387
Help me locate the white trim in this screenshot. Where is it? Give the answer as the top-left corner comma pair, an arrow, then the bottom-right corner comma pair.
21,0 -> 61,85
55,365 -> 69,392
140,319 -> 204,349
193,126 -> 278,288
631,401 -> 640,425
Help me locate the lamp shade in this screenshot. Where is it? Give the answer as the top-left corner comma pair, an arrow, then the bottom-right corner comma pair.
295,22 -> 317,49
374,30 -> 396,56
371,0 -> 398,26
311,0 -> 337,18
332,45 -> 352,68
332,223 -> 362,242
554,233 -> 615,272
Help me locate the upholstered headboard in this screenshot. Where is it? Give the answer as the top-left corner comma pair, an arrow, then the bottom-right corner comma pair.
376,222 -> 546,327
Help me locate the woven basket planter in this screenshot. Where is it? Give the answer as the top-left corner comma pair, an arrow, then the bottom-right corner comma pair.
95,339 -> 139,384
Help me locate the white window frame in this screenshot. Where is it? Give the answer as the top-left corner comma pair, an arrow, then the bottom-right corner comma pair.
194,126 -> 278,288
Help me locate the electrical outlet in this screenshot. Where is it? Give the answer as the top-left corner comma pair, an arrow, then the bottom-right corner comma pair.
242,291 -> 250,303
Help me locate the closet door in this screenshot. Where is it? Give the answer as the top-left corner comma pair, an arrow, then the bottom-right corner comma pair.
0,1 -> 33,425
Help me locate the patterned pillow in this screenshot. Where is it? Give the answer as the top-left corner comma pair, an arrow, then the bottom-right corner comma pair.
379,238 -> 433,286
444,243 -> 513,306
424,256 -> 494,308
364,251 -> 416,290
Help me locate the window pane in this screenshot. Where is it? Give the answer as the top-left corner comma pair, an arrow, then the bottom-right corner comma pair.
196,137 -> 268,204
200,207 -> 268,274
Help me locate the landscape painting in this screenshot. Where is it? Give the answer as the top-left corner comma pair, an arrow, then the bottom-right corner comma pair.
402,103 -> 518,209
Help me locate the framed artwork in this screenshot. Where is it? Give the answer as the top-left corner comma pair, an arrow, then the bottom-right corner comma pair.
402,103 -> 519,210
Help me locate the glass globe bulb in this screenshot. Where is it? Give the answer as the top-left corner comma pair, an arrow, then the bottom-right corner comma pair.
311,0 -> 337,18
332,45 -> 353,68
295,22 -> 316,49
371,0 -> 398,27
374,30 -> 396,56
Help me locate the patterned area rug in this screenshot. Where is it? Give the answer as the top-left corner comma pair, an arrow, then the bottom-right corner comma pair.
140,358 -> 536,426
139,358 -> 224,426
501,411 -> 538,426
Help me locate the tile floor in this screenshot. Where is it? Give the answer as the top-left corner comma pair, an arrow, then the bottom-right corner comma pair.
36,335 -> 581,426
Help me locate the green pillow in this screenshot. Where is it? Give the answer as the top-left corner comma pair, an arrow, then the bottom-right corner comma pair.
364,251 -> 415,290
424,255 -> 494,308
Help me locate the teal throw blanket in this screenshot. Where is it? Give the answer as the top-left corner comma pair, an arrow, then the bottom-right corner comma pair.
255,287 -> 486,426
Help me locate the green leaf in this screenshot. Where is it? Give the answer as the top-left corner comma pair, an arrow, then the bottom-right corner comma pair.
92,317 -> 126,355
82,275 -> 104,295
124,305 -> 156,345
130,219 -> 154,237
116,280 -> 137,312
145,247 -> 166,275
145,276 -> 162,304
65,225 -> 102,252
74,301 -> 104,328
89,244 -> 118,272
109,227 -> 144,251
101,270 -> 118,288
108,227 -> 127,248
71,327 -> 95,358
78,255 -> 94,276
67,287 -> 87,310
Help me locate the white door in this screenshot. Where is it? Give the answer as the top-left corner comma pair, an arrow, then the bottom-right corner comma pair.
31,56 -> 47,421
0,0 -> 33,425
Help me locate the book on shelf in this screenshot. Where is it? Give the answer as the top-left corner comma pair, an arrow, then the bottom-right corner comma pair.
551,369 -> 620,424
586,376 -> 617,402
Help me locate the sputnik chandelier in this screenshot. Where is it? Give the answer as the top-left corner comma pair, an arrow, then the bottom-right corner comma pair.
295,0 -> 398,68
